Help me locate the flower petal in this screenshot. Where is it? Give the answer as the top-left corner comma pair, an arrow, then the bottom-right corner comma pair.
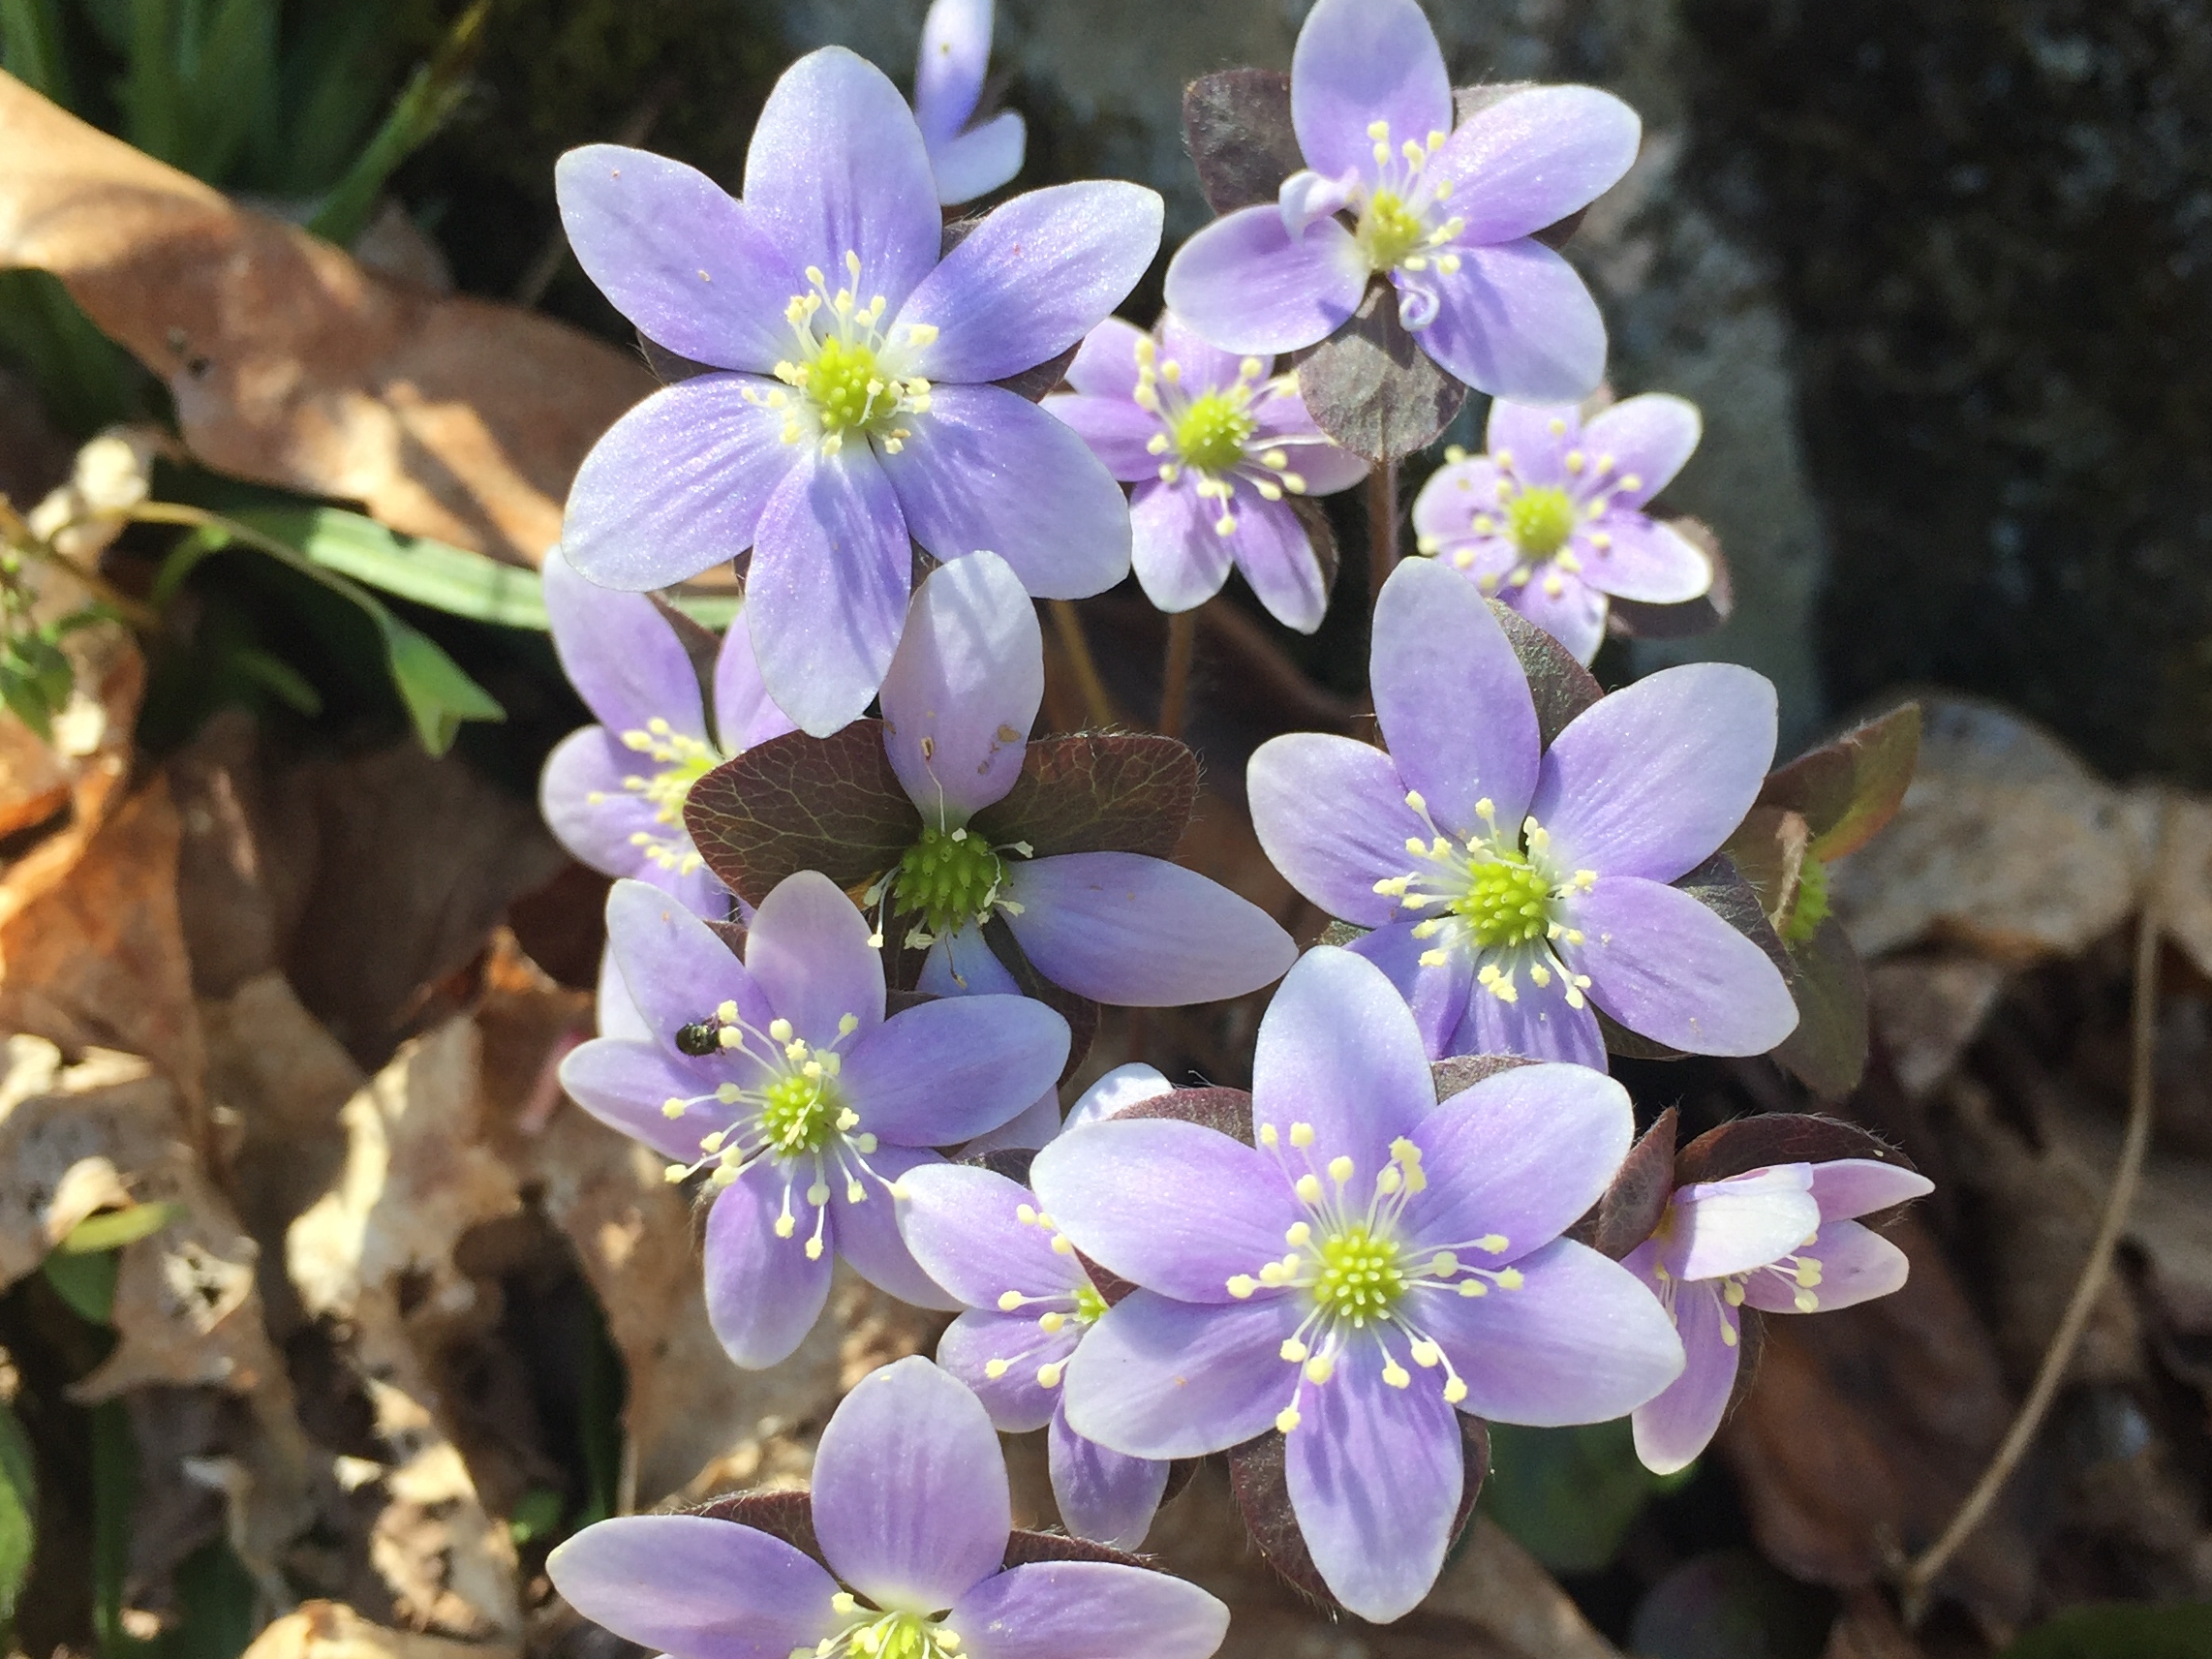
1346,920 -> 1472,1059
1227,492 -> 1330,633
744,870 -> 887,1045
960,1086 -> 1063,1156
544,549 -> 710,738
831,1143 -> 961,1310
563,376 -> 795,591
744,47 -> 942,315
1554,876 -> 1798,1056
881,552 -> 1042,823
1129,478 -> 1238,614
555,146 -> 801,374
1162,204 -> 1367,356
904,183 -> 1163,385
1530,662 -> 1778,882
913,0 -> 991,144
1665,1167 -> 1821,1281
1248,733 -> 1424,926
1423,1237 -> 1684,1425
540,727 -> 670,879
918,926 -> 1024,997
1740,1219 -> 1910,1314
1483,401 -> 1576,485
1624,1260 -> 1738,1476
1047,1408 -> 1170,1551
1285,1345 -> 1463,1624
1061,1290 -> 1304,1458
747,445 -> 913,738
1065,1062 -> 1172,1128
812,1356 -> 1011,1613
1808,1159 -> 1934,1222
1446,961 -> 1608,1067
1370,557 -> 1542,835
1408,1061 -> 1634,1262
597,944 -> 651,1041
1000,852 -> 1296,1007
1157,311 -> 1248,390
879,384 -> 1131,599
1264,430 -> 1369,497
841,995 -> 1069,1147
547,1515 -> 841,1659
1581,393 -> 1701,504
930,111 -> 1029,207
1415,455 -> 1508,540
1252,945 -> 1435,1174
605,877 -> 768,1048
705,1161 -> 835,1368
1290,0 -> 1452,187
950,1558 -> 1227,1659
1499,563 -> 1611,664
899,1162 -> 1084,1307
1029,1120 -> 1295,1304
1429,85 -> 1641,244
1062,317 -> 1148,399
1045,393 -> 1162,482
937,1308 -> 1079,1431
1574,515 -> 1709,605
560,1039 -> 726,1162
1414,238 -> 1607,405
713,606 -> 801,753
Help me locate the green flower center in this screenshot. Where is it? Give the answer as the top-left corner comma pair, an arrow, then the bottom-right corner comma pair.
1171,389 -> 1257,472
1448,849 -> 1553,948
1072,1280 -> 1109,1324
1784,852 -> 1830,946
1357,189 -> 1429,271
893,826 -> 1008,936
1506,485 -> 1579,559
1314,1223 -> 1407,1324
759,1070 -> 844,1154
824,1603 -> 962,1659
796,335 -> 902,437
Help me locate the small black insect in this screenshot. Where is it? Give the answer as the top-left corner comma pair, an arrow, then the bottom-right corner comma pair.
675,1019 -> 721,1057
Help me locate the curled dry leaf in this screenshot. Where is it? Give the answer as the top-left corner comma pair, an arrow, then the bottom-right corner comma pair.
0,73 -> 653,564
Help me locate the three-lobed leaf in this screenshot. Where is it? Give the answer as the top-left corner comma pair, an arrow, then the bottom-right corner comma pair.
1761,702 -> 1921,862
687,722 -> 919,903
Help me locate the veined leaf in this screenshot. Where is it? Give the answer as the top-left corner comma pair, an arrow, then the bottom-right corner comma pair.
227,505 -> 547,629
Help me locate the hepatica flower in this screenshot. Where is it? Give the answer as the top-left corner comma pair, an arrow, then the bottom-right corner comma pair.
913,0 -> 1026,205
550,1359 -> 1229,1659
1045,313 -> 1367,631
555,46 -> 1162,735
1249,558 -> 1797,1067
559,875 -> 1068,1368
1029,948 -> 1682,1621
1626,1158 -> 1931,1474
539,550 -> 795,918
1412,395 -> 1711,664
1162,0 -> 1639,403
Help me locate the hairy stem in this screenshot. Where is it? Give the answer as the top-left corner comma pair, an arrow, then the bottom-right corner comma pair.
1367,458 -> 1400,608
1157,607 -> 1199,740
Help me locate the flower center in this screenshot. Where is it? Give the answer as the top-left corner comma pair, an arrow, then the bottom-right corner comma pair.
1505,485 -> 1578,560
1130,338 -> 1308,539
588,718 -> 722,876
760,1069 -> 844,1154
1447,846 -> 1552,948
1170,389 -> 1257,473
1784,853 -> 1829,947
893,826 -> 1009,938
1313,1224 -> 1406,1323
799,335 -> 902,436
1357,188 -> 1430,271
755,251 -> 938,458
821,1596 -> 964,1659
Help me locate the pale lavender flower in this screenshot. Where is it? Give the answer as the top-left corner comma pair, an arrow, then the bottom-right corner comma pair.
1045,312 -> 1367,630
1162,0 -> 1639,403
1626,1158 -> 1931,1474
560,875 -> 1068,1368
555,46 -> 1161,735
1248,558 -> 1797,1067
913,0 -> 1026,205
1412,395 -> 1710,664
539,549 -> 795,919
549,1358 -> 1229,1659
1029,946 -> 1683,1622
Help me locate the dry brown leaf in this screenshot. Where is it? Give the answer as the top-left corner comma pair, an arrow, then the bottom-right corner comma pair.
243,1601 -> 516,1659
0,72 -> 653,564
1865,955 -> 2010,1099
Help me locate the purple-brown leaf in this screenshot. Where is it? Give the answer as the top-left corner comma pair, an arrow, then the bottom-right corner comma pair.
1183,69 -> 1303,216
1769,914 -> 1872,1101
971,732 -> 1199,859
1292,282 -> 1467,462
1760,702 -> 1921,862
1674,1114 -> 1916,1189
1491,599 -> 1604,749
685,721 -> 919,904
1573,1106 -> 1678,1260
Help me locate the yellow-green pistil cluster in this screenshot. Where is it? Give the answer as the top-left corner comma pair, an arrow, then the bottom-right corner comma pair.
889,825 -> 1014,947
583,717 -> 722,877
1134,335 -> 1309,538
981,1203 -> 1113,1394
814,1593 -> 965,1659
743,250 -> 939,456
1350,119 -> 1466,276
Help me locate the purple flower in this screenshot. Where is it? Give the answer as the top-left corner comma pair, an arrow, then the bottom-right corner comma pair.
913,0 -> 1026,205
1161,0 -> 1639,403
555,48 -> 1162,736
1626,1158 -> 1931,1474
1247,557 -> 1798,1067
899,1160 -> 1172,1550
1411,395 -> 1711,664
559,875 -> 1069,1368
1028,947 -> 1683,1622
1044,312 -> 1367,631
549,1358 -> 1229,1659
539,550 -> 796,918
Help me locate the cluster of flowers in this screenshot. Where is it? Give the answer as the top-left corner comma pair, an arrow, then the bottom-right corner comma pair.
530,0 -> 1931,1646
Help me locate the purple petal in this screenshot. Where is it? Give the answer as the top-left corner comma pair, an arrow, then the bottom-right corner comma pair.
1278,168 -> 1358,238
1129,479 -> 1237,614
1285,1347 -> 1462,1624
913,0 -> 991,143
563,376 -> 795,591
705,1161 -> 835,1368
1422,1237 -> 1684,1425
1446,962 -> 1608,1067
1573,515 -> 1709,606
929,111 -> 1028,207
1065,1063 -> 1172,1128
1740,1219 -> 1910,1314
1429,86 -> 1641,244
1498,563 -> 1611,665
1531,662 -> 1778,881
1581,393 -> 1701,505
880,552 -> 1042,823
555,146 -> 800,374
1484,400 -> 1577,481
1415,238 -> 1607,405
747,445 -> 912,738
1624,1260 -> 1737,1476
1047,1408 -> 1169,1551
1062,317 -> 1148,399
878,384 -> 1131,599
899,1162 -> 1084,1307
949,1559 -> 1227,1659
745,871 -> 887,1044
937,1308 -> 1079,1431
544,549 -> 709,738
744,47 -> 941,316
1290,0 -> 1452,187
605,877 -> 769,1048
833,1144 -> 961,1310
1060,1290 -> 1303,1459
560,1038 -> 727,1162
1029,1121 -> 1296,1304
1664,1167 -> 1821,1281
596,944 -> 651,1042
1001,852 -> 1295,1006
1246,732 -> 1423,926
812,1356 -> 1010,1612
1808,1159 -> 1934,1222
903,183 -> 1163,385
540,727 -> 670,879
1158,312 -> 1248,391
918,926 -> 1024,997
1554,876 -> 1798,1056
713,611 -> 800,753
1227,492 -> 1330,633
1408,1061 -> 1634,1262
1347,920 -> 1471,1059
1264,431 -> 1369,497
1413,456 -> 1506,544
1252,945 -> 1435,1174
1162,204 -> 1367,356
842,995 -> 1069,1147
961,1086 -> 1063,1156
547,1515 -> 840,1659
1370,558 -> 1541,835
1044,393 -> 1162,482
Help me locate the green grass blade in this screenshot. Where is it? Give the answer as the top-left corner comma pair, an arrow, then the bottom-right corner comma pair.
225,505 -> 549,630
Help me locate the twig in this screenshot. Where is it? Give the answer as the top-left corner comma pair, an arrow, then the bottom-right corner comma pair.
1899,796 -> 2169,1621
1367,458 -> 1399,607
1048,599 -> 1118,729
1157,607 -> 1199,739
